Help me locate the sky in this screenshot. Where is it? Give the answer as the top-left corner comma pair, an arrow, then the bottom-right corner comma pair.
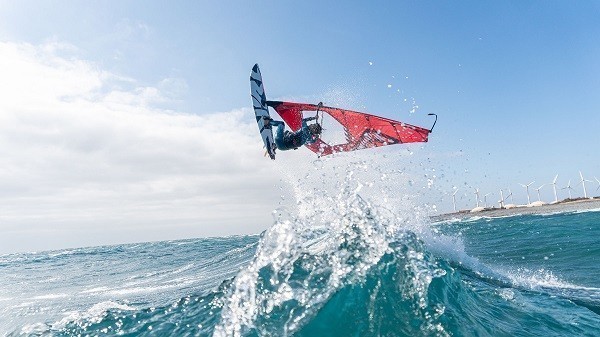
1,1 -> 600,253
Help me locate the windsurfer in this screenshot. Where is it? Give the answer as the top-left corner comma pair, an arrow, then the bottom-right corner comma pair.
264,116 -> 322,151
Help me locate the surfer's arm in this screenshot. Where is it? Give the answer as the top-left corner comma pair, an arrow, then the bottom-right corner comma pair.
300,117 -> 316,129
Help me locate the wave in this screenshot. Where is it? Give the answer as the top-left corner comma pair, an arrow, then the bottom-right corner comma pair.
8,161 -> 600,336
16,221 -> 600,337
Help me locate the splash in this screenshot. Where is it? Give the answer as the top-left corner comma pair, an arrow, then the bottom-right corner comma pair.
19,301 -> 135,335
214,160 -> 449,336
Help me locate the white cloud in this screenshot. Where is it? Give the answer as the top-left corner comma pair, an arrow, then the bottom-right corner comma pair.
0,41 -> 284,253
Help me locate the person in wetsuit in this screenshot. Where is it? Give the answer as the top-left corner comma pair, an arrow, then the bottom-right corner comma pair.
264,116 -> 322,151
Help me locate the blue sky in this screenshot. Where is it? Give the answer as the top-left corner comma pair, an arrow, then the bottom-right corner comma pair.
1,1 -> 600,253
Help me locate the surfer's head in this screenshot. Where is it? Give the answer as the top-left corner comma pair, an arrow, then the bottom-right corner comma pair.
308,123 -> 322,136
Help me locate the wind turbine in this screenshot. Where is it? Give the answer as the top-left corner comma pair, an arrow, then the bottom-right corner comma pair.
498,189 -> 505,208
577,171 -> 593,199
502,189 -> 515,208
483,193 -> 492,208
562,180 -> 573,199
550,174 -> 559,203
473,188 -> 481,208
535,184 -> 545,202
595,177 -> 600,193
452,189 -> 459,212
519,181 -> 535,206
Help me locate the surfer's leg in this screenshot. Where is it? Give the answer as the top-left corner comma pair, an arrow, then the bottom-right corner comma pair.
274,122 -> 284,141
266,119 -> 283,126
274,123 -> 287,150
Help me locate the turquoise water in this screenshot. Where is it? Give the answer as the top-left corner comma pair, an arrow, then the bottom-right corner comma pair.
2,168 -> 599,336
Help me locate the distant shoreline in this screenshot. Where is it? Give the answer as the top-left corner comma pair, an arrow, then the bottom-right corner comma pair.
430,197 -> 600,222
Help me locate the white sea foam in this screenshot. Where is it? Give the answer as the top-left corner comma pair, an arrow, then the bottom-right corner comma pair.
51,301 -> 135,330
47,249 -> 77,258
497,288 -> 516,301
171,263 -> 196,275
505,268 -> 600,293
573,207 -> 600,214
31,293 -> 69,300
80,286 -> 110,294
19,323 -> 49,335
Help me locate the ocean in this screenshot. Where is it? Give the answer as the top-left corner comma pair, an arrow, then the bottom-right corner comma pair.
2,162 -> 600,336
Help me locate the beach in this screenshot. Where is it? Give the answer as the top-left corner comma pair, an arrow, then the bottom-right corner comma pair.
431,197 -> 600,222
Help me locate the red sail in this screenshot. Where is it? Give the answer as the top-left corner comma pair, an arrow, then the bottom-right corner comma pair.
267,101 -> 431,156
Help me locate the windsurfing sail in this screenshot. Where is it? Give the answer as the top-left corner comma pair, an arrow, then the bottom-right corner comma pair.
267,101 -> 434,156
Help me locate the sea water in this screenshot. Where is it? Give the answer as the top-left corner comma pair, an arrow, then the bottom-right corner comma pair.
1,161 -> 599,336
